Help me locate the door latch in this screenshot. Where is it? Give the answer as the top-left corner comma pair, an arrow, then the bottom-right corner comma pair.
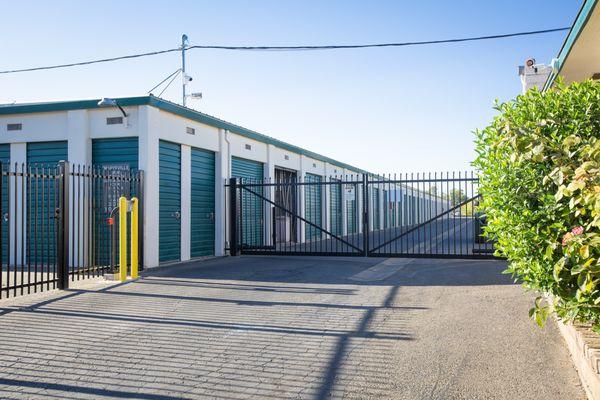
172,211 -> 181,220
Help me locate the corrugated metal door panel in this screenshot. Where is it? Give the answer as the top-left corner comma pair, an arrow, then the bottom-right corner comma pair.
231,157 -> 264,247
329,181 -> 342,236
27,141 -> 68,165
92,138 -> 139,266
305,173 -> 322,240
0,144 -> 9,264
190,147 -> 215,257
159,140 -> 181,262
92,137 -> 139,170
27,141 -> 68,265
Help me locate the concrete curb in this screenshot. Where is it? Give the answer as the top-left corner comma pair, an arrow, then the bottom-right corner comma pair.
554,311 -> 600,400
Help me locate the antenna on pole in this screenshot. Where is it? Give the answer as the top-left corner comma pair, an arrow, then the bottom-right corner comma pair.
181,34 -> 189,107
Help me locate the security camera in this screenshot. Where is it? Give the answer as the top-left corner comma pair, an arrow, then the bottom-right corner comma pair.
183,74 -> 193,84
525,58 -> 536,68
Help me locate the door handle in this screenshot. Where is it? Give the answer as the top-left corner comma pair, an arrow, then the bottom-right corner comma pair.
2,213 -> 7,222
172,211 -> 181,220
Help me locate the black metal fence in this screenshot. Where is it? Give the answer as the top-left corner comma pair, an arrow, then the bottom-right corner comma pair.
228,172 -> 496,259
0,162 -> 143,299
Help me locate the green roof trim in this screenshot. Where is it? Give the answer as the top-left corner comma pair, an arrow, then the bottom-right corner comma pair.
544,0 -> 598,90
0,95 -> 369,174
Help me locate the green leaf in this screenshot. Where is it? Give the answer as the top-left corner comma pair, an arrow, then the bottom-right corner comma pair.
580,245 -> 590,259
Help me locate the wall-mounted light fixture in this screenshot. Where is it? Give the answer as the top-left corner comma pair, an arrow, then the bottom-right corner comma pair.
98,98 -> 129,127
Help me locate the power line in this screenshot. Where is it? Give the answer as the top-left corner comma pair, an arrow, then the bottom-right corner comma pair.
0,27 -> 570,75
189,27 -> 570,51
0,48 -> 180,75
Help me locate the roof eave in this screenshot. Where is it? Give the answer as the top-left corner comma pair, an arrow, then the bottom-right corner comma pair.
543,0 -> 599,91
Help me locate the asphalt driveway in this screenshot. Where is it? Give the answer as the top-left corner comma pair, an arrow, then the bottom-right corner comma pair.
0,256 -> 585,399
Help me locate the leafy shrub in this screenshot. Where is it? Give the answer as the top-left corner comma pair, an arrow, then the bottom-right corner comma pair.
473,79 -> 600,328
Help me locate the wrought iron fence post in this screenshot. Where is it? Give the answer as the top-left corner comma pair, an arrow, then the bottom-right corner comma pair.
363,174 -> 369,257
229,177 -> 238,256
57,161 -> 70,290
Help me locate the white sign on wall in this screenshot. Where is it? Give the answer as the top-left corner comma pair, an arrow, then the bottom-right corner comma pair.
103,164 -> 131,212
344,185 -> 355,201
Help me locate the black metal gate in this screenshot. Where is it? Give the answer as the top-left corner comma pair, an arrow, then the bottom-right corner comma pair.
227,172 -> 496,259
0,161 -> 144,299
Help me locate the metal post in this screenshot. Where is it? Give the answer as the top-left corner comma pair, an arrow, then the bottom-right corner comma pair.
137,170 -> 144,271
119,196 -> 127,282
57,161 -> 70,290
130,197 -> 139,279
229,178 -> 238,256
271,206 -> 276,247
182,34 -> 188,107
362,174 -> 369,257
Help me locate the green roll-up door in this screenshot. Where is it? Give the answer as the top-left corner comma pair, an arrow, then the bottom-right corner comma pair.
0,144 -> 9,264
191,147 -> 215,257
372,188 -> 380,230
27,141 -> 68,165
27,141 -> 68,265
329,180 -> 342,236
92,137 -> 138,171
231,157 -> 264,247
159,140 -> 181,262
92,138 -> 139,266
305,173 -> 322,240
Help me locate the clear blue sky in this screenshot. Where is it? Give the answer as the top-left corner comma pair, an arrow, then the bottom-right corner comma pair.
0,0 -> 581,173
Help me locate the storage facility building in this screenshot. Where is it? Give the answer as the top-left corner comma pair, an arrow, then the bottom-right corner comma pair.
0,96 -> 367,268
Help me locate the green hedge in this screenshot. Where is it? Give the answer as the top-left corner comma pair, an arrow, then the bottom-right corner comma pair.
474,79 -> 600,328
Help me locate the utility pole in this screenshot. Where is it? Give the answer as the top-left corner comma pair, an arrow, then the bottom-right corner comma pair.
181,34 -> 188,107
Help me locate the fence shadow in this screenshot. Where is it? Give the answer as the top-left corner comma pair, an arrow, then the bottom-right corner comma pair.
0,256 -> 428,399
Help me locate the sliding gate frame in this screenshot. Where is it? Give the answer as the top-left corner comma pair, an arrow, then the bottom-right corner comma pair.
227,172 -> 498,260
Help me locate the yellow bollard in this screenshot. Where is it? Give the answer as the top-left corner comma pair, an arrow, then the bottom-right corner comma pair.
119,196 -> 128,282
130,197 -> 139,279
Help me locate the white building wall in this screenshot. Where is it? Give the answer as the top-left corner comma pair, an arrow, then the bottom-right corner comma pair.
0,112 -> 68,142
9,143 -> 26,265
180,144 -> 191,262
89,107 -> 140,139
215,129 -> 229,256
138,105 -> 160,268
67,110 -> 90,267
263,145 -> 274,245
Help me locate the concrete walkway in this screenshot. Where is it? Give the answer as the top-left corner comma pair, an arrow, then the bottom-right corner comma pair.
0,256 -> 585,399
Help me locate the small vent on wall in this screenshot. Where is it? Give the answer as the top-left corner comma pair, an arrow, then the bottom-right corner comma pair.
313,163 -> 317,168
284,154 -> 289,160
186,127 -> 195,135
7,123 -> 22,131
106,116 -> 123,125
245,144 -> 252,150
334,169 -> 337,173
